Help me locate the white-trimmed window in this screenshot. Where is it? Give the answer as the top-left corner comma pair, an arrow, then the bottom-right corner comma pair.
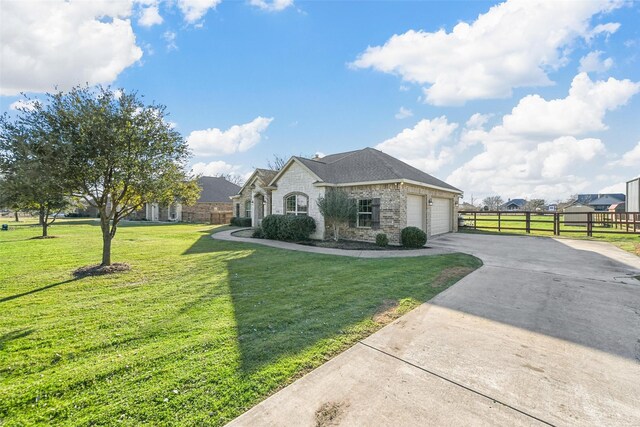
244,200 -> 251,218
357,199 -> 373,227
285,193 -> 308,216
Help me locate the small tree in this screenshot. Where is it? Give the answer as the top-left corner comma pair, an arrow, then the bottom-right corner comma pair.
0,110 -> 71,237
482,195 -> 503,211
43,86 -> 200,266
525,199 -> 545,211
316,189 -> 356,241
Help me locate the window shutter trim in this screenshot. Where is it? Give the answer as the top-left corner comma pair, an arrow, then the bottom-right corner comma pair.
372,198 -> 381,229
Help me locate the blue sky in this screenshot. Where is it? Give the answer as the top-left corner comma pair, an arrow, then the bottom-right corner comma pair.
1,0 -> 639,203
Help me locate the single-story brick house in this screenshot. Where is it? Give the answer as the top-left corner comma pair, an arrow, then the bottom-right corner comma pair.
232,148 -> 462,244
138,176 -> 240,223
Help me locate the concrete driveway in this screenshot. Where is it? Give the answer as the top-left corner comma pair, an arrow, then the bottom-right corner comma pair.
228,234 -> 640,426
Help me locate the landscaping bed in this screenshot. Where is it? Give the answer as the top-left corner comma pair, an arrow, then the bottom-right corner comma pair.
230,228 -> 428,250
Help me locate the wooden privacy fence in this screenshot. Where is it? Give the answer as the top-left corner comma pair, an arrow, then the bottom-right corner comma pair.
210,211 -> 233,225
459,210 -> 640,236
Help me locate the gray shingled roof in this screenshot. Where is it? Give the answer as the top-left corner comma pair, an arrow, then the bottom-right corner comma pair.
255,168 -> 277,185
588,195 -> 624,206
196,176 -> 241,203
500,198 -> 527,208
284,147 -> 461,192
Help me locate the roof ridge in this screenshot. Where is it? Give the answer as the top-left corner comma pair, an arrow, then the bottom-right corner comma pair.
366,148 -> 403,179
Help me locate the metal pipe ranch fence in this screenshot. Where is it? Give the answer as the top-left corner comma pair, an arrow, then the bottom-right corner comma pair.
459,210 -> 640,236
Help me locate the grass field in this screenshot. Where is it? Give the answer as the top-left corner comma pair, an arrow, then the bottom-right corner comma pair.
0,219 -> 480,426
459,212 -> 640,255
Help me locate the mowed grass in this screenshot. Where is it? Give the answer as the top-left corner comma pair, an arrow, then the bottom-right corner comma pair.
460,213 -> 640,255
0,219 -> 481,426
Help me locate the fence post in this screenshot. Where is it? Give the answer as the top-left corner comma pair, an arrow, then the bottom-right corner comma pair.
587,212 -> 593,237
554,212 -> 560,236
474,212 -> 477,230
526,212 -> 530,234
498,211 -> 501,232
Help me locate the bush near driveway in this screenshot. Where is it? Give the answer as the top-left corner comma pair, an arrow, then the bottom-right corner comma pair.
401,226 -> 427,248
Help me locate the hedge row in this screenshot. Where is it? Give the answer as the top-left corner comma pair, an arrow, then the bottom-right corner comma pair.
230,217 -> 252,227
261,214 -> 316,241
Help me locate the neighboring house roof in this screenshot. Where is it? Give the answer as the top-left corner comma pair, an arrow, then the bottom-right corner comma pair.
272,147 -> 461,193
588,195 -> 624,207
195,176 -> 241,203
575,193 -> 625,204
499,198 -> 527,209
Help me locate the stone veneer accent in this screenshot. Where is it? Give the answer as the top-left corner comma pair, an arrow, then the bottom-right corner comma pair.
336,183 -> 459,245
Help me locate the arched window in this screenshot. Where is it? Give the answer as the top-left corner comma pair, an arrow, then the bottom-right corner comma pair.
244,199 -> 251,218
285,193 -> 308,216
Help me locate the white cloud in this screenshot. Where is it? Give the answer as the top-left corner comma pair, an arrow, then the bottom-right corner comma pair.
178,0 -> 222,23
376,117 -> 458,172
351,0 -> 622,105
187,117 -> 273,157
138,1 -> 163,27
598,182 -> 626,194
0,0 -> 143,96
9,99 -> 39,111
585,22 -> 620,41
249,0 -> 294,12
579,51 -> 613,73
163,31 -> 178,51
191,160 -> 243,177
444,72 -> 640,201
611,141 -> 640,167
499,73 -> 639,137
394,106 -> 413,120
465,113 -> 491,130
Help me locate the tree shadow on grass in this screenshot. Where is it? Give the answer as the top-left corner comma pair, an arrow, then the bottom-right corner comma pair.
0,278 -> 79,303
0,328 -> 35,350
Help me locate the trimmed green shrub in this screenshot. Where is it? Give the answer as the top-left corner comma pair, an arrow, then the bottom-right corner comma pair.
375,233 -> 389,247
252,228 -> 264,239
261,214 -> 316,241
400,226 -> 427,248
230,217 -> 252,227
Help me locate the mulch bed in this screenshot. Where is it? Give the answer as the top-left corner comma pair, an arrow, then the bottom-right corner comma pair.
295,240 -> 427,251
73,263 -> 131,277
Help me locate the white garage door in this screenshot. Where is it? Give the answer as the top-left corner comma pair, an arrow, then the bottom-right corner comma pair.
431,198 -> 452,235
407,195 -> 424,230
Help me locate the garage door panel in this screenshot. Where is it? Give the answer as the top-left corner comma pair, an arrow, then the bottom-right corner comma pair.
431,198 -> 451,235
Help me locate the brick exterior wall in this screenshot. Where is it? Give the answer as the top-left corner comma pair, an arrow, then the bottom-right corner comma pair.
271,162 -> 326,239
336,183 -> 459,245
182,202 -> 233,223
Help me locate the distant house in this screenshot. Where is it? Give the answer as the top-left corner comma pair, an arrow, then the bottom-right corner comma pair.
459,202 -> 480,211
499,198 -> 527,211
546,204 -> 558,212
232,147 -> 462,244
587,195 -> 625,212
182,176 -> 241,223
138,176 -> 240,223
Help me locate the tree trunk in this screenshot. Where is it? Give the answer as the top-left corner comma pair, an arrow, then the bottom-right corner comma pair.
42,221 -> 48,237
101,227 -> 112,266
39,207 -> 45,226
14,211 -> 19,222
333,223 -> 339,242
100,213 -> 112,266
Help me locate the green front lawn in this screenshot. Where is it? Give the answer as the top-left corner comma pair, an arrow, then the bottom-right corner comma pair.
0,220 -> 480,426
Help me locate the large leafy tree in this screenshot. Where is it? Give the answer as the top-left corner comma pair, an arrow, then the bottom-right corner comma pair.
43,86 -> 199,266
316,188 -> 356,241
0,108 -> 71,236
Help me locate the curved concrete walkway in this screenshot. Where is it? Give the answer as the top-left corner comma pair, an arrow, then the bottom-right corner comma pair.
212,228 -> 455,258
227,233 -> 640,427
